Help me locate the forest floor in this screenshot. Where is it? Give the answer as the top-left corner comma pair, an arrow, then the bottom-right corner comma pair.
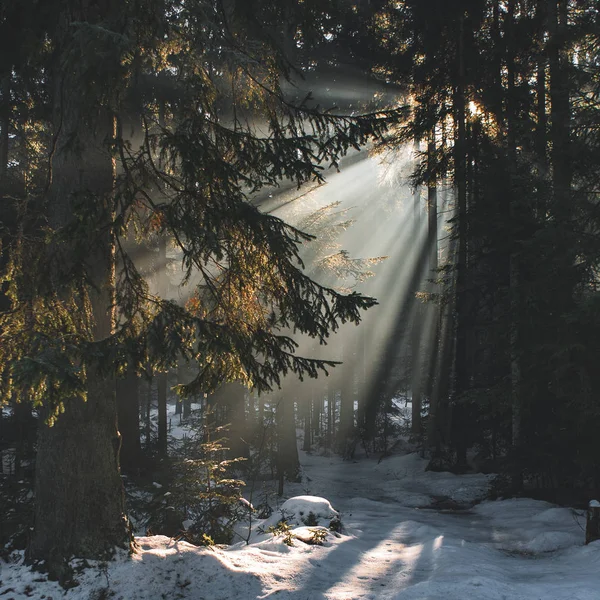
1,441 -> 599,600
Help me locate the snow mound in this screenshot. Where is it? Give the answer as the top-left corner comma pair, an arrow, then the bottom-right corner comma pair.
523,531 -> 581,553
396,520 -> 440,541
262,495 -> 339,530
531,507 -> 575,525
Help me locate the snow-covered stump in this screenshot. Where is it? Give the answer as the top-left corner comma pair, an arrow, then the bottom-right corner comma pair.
585,499 -> 600,544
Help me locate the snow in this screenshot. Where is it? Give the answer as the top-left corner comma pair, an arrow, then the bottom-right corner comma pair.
2,449 -> 599,599
259,495 -> 339,530
589,499 -> 600,508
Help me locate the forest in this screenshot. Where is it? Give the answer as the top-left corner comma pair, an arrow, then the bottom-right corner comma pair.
1,0 -> 600,598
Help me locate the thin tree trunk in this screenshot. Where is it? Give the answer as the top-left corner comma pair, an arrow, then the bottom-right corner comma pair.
156,236 -> 168,457
157,368 -> 168,457
144,378 -> 152,449
338,344 -> 355,451
452,11 -> 469,469
411,140 -> 423,437
424,130 -> 440,450
505,0 -> 523,491
326,381 -> 333,450
303,384 -> 312,452
117,368 -> 142,472
0,76 -> 9,185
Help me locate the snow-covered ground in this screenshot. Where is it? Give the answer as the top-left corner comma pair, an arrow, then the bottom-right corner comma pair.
2,448 -> 598,599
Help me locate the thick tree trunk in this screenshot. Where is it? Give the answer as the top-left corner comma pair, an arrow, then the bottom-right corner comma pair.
29,87 -> 129,575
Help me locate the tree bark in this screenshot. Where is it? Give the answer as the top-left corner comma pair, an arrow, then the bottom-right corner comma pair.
117,369 -> 142,472
505,0 -> 523,491
452,10 -> 470,469
424,131 -> 440,451
0,76 -> 9,185
586,501 -> 600,544
276,394 -> 300,481
411,141 -> 423,437
225,382 -> 249,460
157,368 -> 168,457
29,55 -> 130,574
338,344 -> 355,448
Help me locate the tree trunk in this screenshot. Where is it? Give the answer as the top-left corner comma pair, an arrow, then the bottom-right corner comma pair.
338,344 -> 355,449
424,131 -> 440,450
303,383 -> 312,452
226,382 -> 249,460
505,0 -> 523,491
144,377 -> 152,449
0,76 -> 9,184
157,368 -> 168,458
29,33 -> 130,572
326,381 -> 333,450
183,394 -> 192,419
277,394 -> 300,481
452,11 -> 470,469
586,501 -> 600,545
117,369 -> 142,472
411,143 -> 423,437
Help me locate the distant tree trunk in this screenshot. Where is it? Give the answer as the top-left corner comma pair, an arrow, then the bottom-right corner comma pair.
506,0 -> 523,491
117,369 -> 142,472
303,384 -> 312,452
0,76 -> 9,184
338,344 -> 355,447
183,394 -> 192,419
535,0 -> 548,219
549,0 -> 571,215
451,11 -> 470,470
144,377 -> 152,449
277,394 -> 300,482
311,387 -> 320,442
326,380 -> 333,450
411,142 -> 423,437
157,368 -> 168,457
29,27 -> 130,572
356,324 -> 368,433
156,97 -> 169,457
424,131 -> 440,450
174,362 -> 183,416
226,382 -> 249,460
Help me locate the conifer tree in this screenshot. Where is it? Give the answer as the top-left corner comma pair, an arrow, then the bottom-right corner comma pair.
0,0 -> 390,575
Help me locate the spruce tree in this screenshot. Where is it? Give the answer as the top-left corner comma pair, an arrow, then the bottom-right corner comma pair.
0,0 -> 390,575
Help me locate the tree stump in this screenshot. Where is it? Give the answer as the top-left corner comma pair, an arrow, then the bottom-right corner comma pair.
585,500 -> 600,544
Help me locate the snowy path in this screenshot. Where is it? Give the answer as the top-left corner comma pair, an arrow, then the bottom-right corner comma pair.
235,451 -> 598,600
1,450 -> 599,599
